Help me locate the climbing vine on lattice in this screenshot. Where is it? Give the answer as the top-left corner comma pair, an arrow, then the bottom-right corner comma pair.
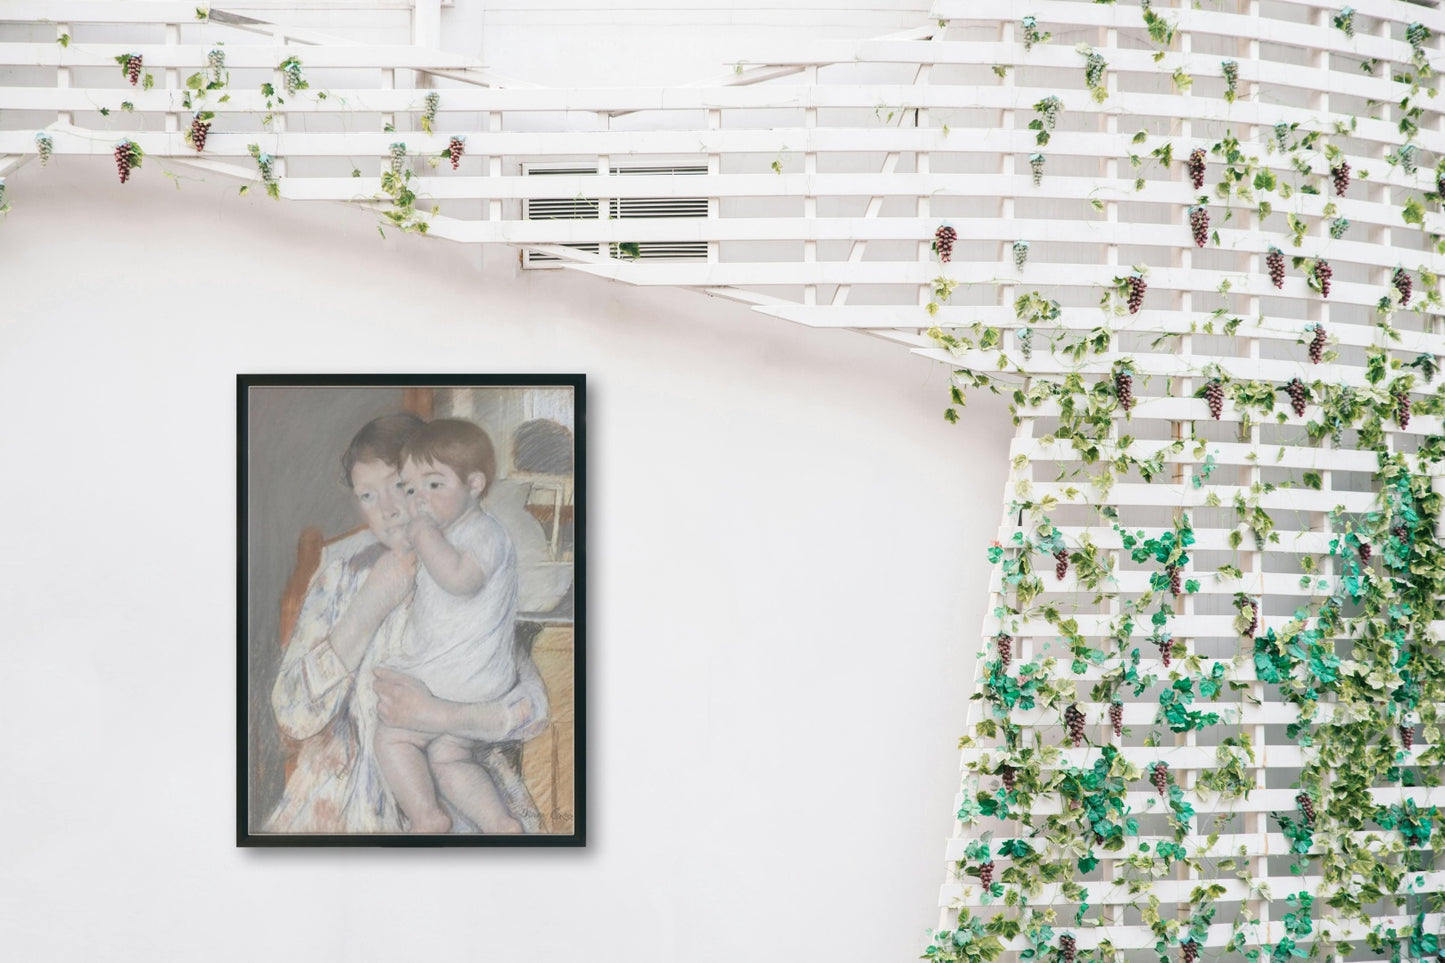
924,7 -> 1445,963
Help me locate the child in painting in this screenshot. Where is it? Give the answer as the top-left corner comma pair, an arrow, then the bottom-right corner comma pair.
372,418 -> 525,833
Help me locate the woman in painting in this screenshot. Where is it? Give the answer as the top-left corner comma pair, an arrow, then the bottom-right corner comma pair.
265,413 -> 548,833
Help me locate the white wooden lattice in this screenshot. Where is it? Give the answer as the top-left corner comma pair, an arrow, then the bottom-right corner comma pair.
3,0 -> 1445,958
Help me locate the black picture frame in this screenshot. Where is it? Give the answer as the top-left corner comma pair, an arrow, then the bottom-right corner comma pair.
238,374 -> 586,847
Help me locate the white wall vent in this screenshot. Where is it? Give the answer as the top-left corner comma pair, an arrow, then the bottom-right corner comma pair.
523,165 -> 708,267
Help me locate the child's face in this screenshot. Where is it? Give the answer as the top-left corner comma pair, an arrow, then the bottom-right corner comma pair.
401,457 -> 483,529
351,458 -> 411,549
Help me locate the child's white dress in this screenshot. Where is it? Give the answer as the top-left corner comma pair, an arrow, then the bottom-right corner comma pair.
383,507 -> 519,704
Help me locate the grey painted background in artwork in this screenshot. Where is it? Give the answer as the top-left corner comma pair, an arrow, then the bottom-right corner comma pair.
246,385 -> 405,825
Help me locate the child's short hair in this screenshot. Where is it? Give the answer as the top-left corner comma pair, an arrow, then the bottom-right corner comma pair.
341,413 -> 424,487
401,418 -> 497,496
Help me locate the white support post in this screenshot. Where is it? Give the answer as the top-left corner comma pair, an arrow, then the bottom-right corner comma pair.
272,30 -> 287,181
411,0 -> 442,90
708,107 -> 720,265
598,153 -> 610,259
804,65 -> 817,307
164,23 -> 180,136
55,22 -> 70,128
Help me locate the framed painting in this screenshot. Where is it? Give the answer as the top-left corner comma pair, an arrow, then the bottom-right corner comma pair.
237,375 -> 585,847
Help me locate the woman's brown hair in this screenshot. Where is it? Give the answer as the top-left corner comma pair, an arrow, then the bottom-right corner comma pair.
340,413 -> 424,487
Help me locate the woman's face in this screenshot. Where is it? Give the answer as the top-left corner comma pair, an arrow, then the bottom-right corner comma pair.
350,458 -> 411,550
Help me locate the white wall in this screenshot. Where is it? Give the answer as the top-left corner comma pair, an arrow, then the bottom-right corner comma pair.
0,157 -> 1008,961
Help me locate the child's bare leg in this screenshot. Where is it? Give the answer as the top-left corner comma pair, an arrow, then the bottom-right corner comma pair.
428,734 -> 522,833
374,723 -> 452,833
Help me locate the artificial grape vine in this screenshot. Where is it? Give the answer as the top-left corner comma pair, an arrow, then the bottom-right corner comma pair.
113,139 -> 142,183
1267,247 -> 1286,288
1187,148 -> 1205,189
1188,206 -> 1209,247
935,224 -> 957,263
1395,268 -> 1413,307
1331,160 -> 1350,196
900,16 -> 1445,963
1125,274 -> 1146,313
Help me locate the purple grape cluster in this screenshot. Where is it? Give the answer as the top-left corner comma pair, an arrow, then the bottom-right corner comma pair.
1297,792 -> 1316,826
1393,524 -> 1410,543
1309,325 -> 1327,364
1243,599 -> 1259,637
1267,247 -> 1286,289
1151,762 -> 1169,795
1000,764 -> 1017,792
1285,377 -> 1308,417
1187,148 -> 1206,190
1109,701 -> 1123,738
1182,941 -> 1199,963
1064,704 -> 1086,747
1314,259 -> 1333,298
1331,160 -> 1351,196
1126,275 -> 1146,314
1396,388 -> 1411,429
189,115 -> 210,153
126,54 -> 143,86
1059,935 -> 1077,963
1359,542 -> 1372,565
1402,724 -> 1415,750
1189,205 -> 1209,247
979,860 -> 995,889
1205,380 -> 1224,419
1157,638 -> 1173,667
448,136 -> 465,170
1168,564 -> 1182,596
1114,369 -> 1134,411
1394,268 -> 1413,307
114,141 -> 136,183
934,224 -> 957,263
1054,549 -> 1070,580
996,633 -> 1013,668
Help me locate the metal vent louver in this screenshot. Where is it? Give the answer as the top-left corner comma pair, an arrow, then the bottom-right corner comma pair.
524,165 -> 708,266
